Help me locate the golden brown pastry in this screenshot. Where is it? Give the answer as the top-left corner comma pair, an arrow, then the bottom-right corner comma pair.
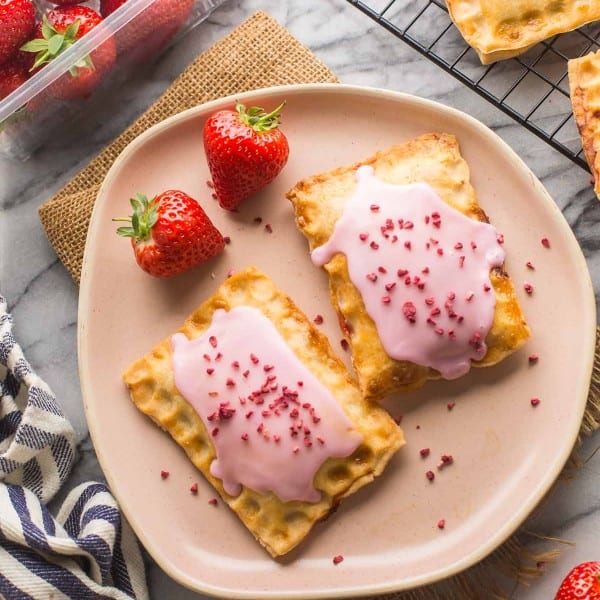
569,49 -> 600,198
287,133 -> 530,402
122,266 -> 403,557
446,0 -> 600,64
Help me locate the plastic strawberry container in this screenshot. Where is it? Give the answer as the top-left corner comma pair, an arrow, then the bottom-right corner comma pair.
0,0 -> 226,159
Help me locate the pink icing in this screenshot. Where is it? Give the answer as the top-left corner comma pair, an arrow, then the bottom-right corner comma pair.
311,166 -> 505,379
171,305 -> 362,503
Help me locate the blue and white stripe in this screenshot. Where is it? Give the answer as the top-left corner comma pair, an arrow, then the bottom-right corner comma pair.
0,295 -> 147,599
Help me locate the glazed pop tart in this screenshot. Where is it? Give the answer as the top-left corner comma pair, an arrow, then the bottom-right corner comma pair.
287,133 -> 530,401
122,267 -> 403,557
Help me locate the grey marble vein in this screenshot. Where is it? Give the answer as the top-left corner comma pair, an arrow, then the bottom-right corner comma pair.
0,0 -> 599,598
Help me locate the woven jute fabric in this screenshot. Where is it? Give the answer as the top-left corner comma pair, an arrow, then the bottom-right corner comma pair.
37,10 -> 600,600
38,11 -> 338,284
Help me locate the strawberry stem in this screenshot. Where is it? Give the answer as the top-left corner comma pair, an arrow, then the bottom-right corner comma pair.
113,194 -> 158,240
236,101 -> 286,132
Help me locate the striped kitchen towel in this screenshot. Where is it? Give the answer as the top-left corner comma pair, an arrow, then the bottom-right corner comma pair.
0,294 -> 148,599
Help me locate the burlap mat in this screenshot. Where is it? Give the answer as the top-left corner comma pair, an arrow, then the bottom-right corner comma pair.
37,10 -> 600,600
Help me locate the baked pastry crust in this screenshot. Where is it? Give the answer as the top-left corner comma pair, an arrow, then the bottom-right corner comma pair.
122,266 -> 404,557
446,0 -> 600,64
569,49 -> 600,198
286,133 -> 530,401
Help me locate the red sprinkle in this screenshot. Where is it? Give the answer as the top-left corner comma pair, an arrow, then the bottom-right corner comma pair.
437,519 -> 446,530
264,224 -> 273,233
370,241 -> 379,250
541,237 -> 550,248
206,180 -> 214,188
524,282 -> 534,295
378,266 -> 388,274
381,295 -> 391,304
370,204 -> 379,212
190,482 -> 198,494
497,233 -> 504,244
404,241 -> 412,250
530,397 -> 541,407
223,236 -> 231,245
211,427 -> 219,437
426,470 -> 435,481
333,555 -> 344,565
160,470 -> 169,479
526,261 -> 535,270
241,432 -> 249,441
340,339 -> 349,352
208,498 -> 218,506
209,336 -> 217,348
313,314 -> 324,324
447,402 -> 456,411
436,248 -> 444,256
402,301 -> 417,323
419,448 -> 430,457
385,282 -> 396,291
528,354 -> 539,364
438,454 -> 454,469
359,233 -> 369,241
206,368 -> 214,375
253,216 -> 262,224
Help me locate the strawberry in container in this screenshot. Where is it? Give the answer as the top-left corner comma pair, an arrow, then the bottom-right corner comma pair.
21,5 -> 117,101
0,0 -> 35,66
0,0 -> 35,100
100,0 -> 194,63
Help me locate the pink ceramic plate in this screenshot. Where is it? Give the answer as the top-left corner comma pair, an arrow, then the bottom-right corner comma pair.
79,84 -> 595,598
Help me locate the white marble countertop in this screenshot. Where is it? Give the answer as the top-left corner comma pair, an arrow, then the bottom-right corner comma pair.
1,0 -> 599,598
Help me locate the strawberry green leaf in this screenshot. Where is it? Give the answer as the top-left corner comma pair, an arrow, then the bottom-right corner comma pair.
20,39 -> 48,52
41,17 -> 54,40
48,35 -> 63,56
115,226 -> 135,237
64,21 -> 80,40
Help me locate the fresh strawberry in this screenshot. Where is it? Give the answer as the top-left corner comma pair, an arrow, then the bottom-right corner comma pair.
100,0 -> 193,62
0,0 -> 35,66
556,561 -> 600,599
115,191 -> 225,278
203,101 -> 290,211
21,7 -> 116,100
0,55 -> 30,100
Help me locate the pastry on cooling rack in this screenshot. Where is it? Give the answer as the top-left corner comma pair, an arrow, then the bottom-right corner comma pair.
445,0 -> 600,64
568,49 -> 600,198
286,133 -> 530,402
122,266 -> 403,557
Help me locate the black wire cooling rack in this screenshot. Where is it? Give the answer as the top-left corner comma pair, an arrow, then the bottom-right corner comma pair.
346,0 -> 600,172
